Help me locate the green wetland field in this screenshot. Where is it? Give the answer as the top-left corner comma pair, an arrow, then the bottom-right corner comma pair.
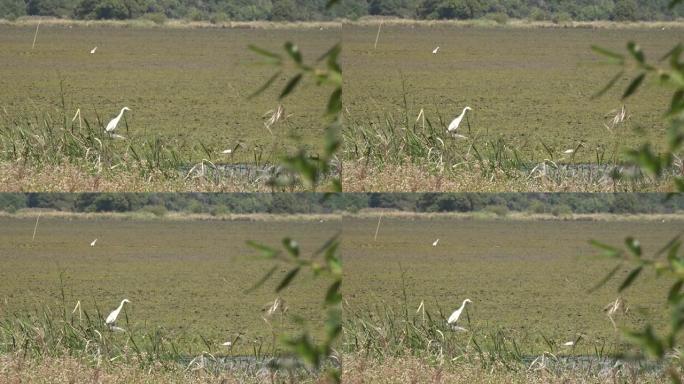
342,24 -> 684,191
0,24 -> 337,162
0,215 -> 339,353
343,214 -> 682,354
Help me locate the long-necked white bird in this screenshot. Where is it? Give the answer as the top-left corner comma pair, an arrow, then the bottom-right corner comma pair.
447,106 -> 472,138
90,238 -> 97,247
432,239 -> 439,247
432,46 -> 440,54
447,298 -> 472,327
105,299 -> 130,330
90,46 -> 97,54
105,107 -> 130,134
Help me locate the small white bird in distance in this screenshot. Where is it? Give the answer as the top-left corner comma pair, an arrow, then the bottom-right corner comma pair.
90,46 -> 97,54
562,149 -> 574,154
447,298 -> 472,329
432,46 -> 440,54
105,299 -> 130,331
432,239 -> 439,247
447,106 -> 472,139
563,341 -> 574,346
221,143 -> 241,155
105,107 -> 131,134
90,238 -> 97,247
222,341 -> 232,347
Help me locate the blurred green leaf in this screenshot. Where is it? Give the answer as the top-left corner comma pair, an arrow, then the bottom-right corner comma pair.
627,42 -> 645,64
284,334 -> 319,367
625,237 -> 642,257
244,265 -> 278,294
282,238 -> 300,257
247,241 -> 279,258
660,43 -> 683,62
655,235 -> 681,259
276,267 -> 300,292
619,266 -> 643,292
327,88 -> 342,117
325,307 -> 342,340
316,43 -> 341,63
248,71 -> 282,100
622,73 -> 646,99
325,280 -> 342,305
313,233 -> 340,256
669,90 -> 684,117
591,45 -> 625,63
284,42 -> 303,65
248,45 -> 282,63
624,326 -> 664,358
588,263 -> 623,293
279,73 -> 303,99
592,71 -> 624,99
590,240 -> 622,258
675,178 -> 684,192
668,281 -> 683,304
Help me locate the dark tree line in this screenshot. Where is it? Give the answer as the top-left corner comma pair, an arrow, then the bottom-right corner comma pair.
0,193 -> 682,215
1,0 -> 681,22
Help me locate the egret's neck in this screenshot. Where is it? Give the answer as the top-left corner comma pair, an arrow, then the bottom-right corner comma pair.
117,300 -> 126,311
460,108 -> 469,117
459,300 -> 468,310
117,109 -> 127,119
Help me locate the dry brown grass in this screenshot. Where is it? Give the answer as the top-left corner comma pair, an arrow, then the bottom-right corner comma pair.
0,353 -> 329,384
0,352 -> 669,383
341,354 -> 666,384
0,162 -> 327,192
342,160 -> 676,193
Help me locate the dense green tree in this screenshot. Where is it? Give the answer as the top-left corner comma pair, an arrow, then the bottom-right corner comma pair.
0,0 -> 26,19
271,0 -> 296,20
91,193 -> 131,212
4,0 -> 683,20
369,0 -> 415,17
74,0 -> 143,18
613,0 -> 637,20
0,194 -> 27,212
27,0 -> 78,16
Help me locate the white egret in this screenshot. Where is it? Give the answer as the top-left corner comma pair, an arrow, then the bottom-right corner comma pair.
105,299 -> 130,330
432,46 -> 440,54
447,106 -> 471,138
221,149 -> 232,154
432,239 -> 439,247
447,298 -> 472,326
562,149 -> 574,154
90,46 -> 97,54
105,107 -> 131,133
563,341 -> 574,346
90,238 -> 97,247
222,341 -> 232,347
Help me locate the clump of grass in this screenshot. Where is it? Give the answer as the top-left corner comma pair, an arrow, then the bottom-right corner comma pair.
0,105 -> 187,179
0,302 -> 181,368
0,299 -> 330,382
342,298 -> 673,381
0,105 -> 336,191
